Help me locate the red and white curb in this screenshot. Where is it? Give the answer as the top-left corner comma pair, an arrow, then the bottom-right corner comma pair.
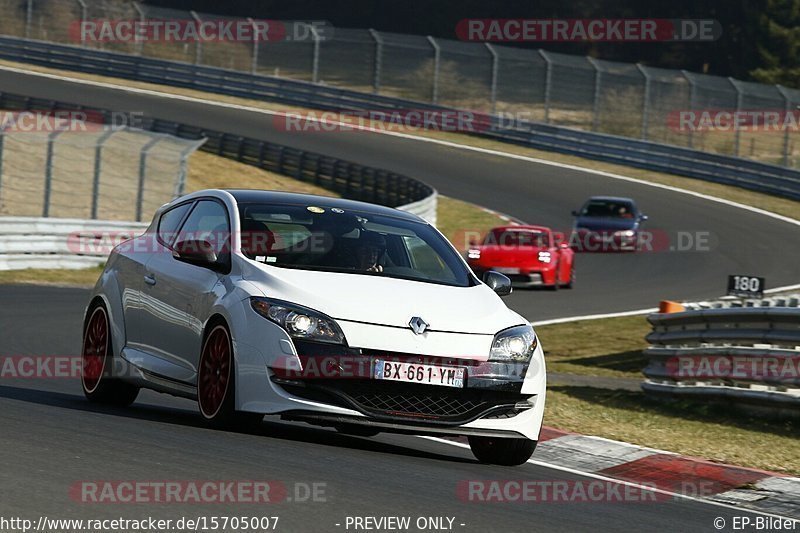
533,427 -> 800,518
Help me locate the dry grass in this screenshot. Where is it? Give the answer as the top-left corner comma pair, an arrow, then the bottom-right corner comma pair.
537,315 -> 651,378
0,265 -> 104,286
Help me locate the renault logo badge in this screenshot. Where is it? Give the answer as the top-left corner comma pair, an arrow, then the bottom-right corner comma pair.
409,316 -> 429,335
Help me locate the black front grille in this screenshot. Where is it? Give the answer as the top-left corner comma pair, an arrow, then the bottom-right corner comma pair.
276,379 -> 527,425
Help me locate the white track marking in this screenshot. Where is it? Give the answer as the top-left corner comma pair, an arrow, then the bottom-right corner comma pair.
420,436 -> 800,522
1,64 -> 798,228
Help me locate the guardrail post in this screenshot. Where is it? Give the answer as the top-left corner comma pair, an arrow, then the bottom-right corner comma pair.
729,77 -> 743,157
25,0 -> 33,39
682,70 -> 696,148
136,135 -> 162,222
310,24 -> 321,84
369,29 -> 383,94
248,17 -> 259,74
485,43 -> 499,114
43,130 -> 66,218
76,0 -> 87,47
777,85 -> 793,167
91,129 -> 118,220
587,57 -> 602,132
637,64 -> 652,140
427,36 -> 440,104
132,2 -> 145,55
539,50 -> 552,124
191,11 -> 203,65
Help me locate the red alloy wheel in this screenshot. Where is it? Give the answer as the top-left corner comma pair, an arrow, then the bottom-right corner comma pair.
82,307 -> 108,393
198,325 -> 232,419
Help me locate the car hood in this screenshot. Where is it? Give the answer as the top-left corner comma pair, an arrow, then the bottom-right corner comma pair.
242,262 -> 524,335
574,217 -> 637,231
469,245 -> 542,266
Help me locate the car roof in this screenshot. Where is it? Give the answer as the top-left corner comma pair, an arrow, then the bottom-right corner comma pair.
193,189 -> 426,223
586,196 -> 636,204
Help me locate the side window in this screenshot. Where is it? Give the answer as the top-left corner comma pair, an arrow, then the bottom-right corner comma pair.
158,202 -> 193,246
176,200 -> 230,255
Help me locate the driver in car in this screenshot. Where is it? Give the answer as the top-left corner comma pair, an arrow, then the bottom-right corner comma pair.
355,232 -> 386,272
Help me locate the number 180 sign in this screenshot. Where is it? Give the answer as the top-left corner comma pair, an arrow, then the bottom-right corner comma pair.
727,275 -> 765,299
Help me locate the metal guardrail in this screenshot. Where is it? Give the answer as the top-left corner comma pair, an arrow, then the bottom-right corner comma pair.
0,216 -> 146,270
642,304 -> 800,412
0,36 -> 798,200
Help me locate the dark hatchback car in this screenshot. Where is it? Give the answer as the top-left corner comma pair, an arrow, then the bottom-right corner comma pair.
570,196 -> 648,252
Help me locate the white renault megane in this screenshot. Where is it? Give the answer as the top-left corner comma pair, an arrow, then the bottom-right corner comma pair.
82,189 -> 546,465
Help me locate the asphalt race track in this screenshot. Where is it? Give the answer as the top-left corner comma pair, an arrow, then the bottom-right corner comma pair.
1,68 -> 800,321
0,285 -> 772,531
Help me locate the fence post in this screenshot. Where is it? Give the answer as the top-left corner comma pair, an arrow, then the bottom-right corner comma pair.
776,85 -> 792,167
587,57 -> 601,131
369,29 -> 383,94
132,2 -> 145,56
729,77 -> 743,157
91,129 -> 117,220
190,10 -> 203,65
76,0 -> 87,47
485,43 -> 499,114
43,130 -> 66,218
682,70 -> 696,149
310,24 -> 321,84
25,0 -> 33,39
427,36 -> 440,104
637,64 -> 652,140
539,50 -> 552,124
174,143 -> 200,198
136,136 -> 162,222
248,17 -> 259,74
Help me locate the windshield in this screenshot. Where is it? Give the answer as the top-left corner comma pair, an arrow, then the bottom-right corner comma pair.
238,203 -> 475,287
581,200 -> 636,218
485,229 -> 549,247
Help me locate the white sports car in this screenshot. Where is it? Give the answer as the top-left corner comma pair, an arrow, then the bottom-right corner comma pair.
82,189 -> 546,465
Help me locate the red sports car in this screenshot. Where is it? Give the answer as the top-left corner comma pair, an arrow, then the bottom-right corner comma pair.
466,225 -> 575,289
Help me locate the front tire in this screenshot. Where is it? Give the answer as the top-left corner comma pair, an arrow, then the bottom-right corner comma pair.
81,303 -> 139,406
468,436 -> 537,466
198,323 -> 262,429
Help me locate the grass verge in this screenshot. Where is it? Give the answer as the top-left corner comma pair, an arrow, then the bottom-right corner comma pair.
537,315 -> 651,379
545,386 -> 800,475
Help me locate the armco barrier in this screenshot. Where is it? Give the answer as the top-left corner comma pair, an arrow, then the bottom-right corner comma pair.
642,302 -> 800,413
0,36 -> 798,200
0,217 -> 147,270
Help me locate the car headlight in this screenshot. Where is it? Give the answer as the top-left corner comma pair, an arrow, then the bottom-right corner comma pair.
490,325 -> 538,362
250,297 -> 347,345
614,230 -> 635,238
467,249 -> 481,259
538,251 -> 551,263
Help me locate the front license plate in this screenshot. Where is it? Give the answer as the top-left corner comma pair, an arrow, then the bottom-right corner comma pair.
493,267 -> 520,274
374,360 -> 465,388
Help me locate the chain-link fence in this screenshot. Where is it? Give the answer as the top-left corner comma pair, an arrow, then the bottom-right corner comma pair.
3,0 -> 800,168
0,124 -> 204,221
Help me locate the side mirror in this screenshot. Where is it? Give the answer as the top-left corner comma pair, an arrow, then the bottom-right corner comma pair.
483,271 -> 512,297
571,210 -> 579,216
639,214 -> 649,221
173,239 -> 221,270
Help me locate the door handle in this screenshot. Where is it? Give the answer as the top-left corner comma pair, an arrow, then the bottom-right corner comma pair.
144,274 -> 157,286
